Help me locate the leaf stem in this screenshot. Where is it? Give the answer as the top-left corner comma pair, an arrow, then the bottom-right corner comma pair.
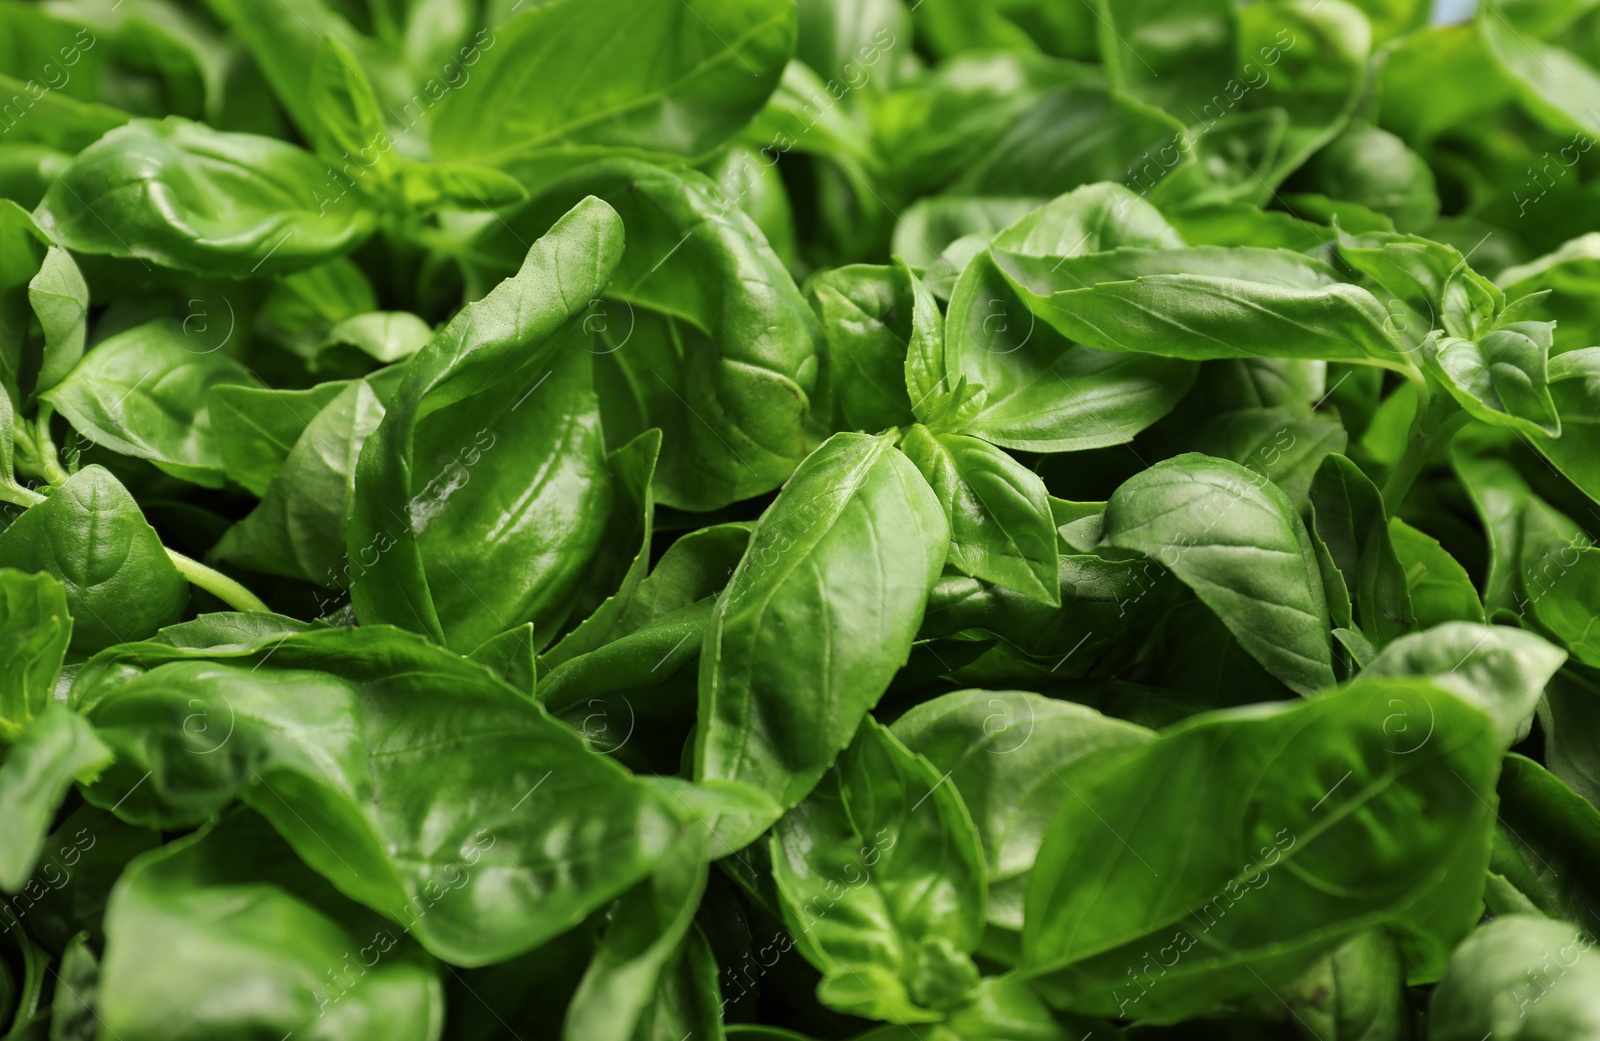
32,406 -> 68,485
164,549 -> 271,614
1380,391 -> 1469,516
0,482 -> 46,507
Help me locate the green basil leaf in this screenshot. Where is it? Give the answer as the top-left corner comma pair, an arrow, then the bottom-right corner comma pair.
209,381 -> 353,497
806,262 -> 920,434
1362,622 -> 1565,748
1022,677 -> 1500,1019
27,244 -> 88,400
36,118 -> 373,276
1429,322 -> 1561,438
1489,753 -> 1600,928
1527,347 -> 1600,503
0,704 -> 112,892
943,248 -> 1195,452
467,623 -> 536,698
479,161 -> 817,511
348,196 -> 622,651
214,379 -> 385,585
305,37 -> 398,191
1429,915 -> 1600,1040
899,425 -> 1060,605
543,519 -> 750,678
890,690 -> 1154,938
318,311 -> 433,370
992,237 -> 1417,374
44,318 -> 257,488
0,466 -> 188,651
1101,453 -> 1336,695
0,201 -> 58,403
632,926 -> 724,1041
0,567 -> 71,738
1294,120 -> 1439,229
771,718 -> 985,1022
1389,518 -> 1485,628
74,626 -> 680,966
1094,0 -> 1237,115
428,0 -> 794,190
1264,930 -> 1410,1041
1309,454 -> 1414,647
696,432 -> 949,810
96,810 -> 443,1041
563,831 -> 709,1041
1498,235 -> 1600,353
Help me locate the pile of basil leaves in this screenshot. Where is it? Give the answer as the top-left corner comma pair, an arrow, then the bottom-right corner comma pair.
5,0 -> 1600,1037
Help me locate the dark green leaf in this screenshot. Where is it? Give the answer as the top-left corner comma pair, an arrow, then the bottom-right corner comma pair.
898,426 -> 1059,605
348,196 -> 621,651
43,318 -> 258,488
1101,453 -> 1336,695
428,0 -> 795,190
96,810 -> 443,1041
74,626 -> 680,966
770,718 -> 985,1022
0,466 -> 188,651
0,568 -> 71,738
36,118 -> 373,276
696,431 -> 948,810
0,705 -> 112,892
1022,677 -> 1500,1019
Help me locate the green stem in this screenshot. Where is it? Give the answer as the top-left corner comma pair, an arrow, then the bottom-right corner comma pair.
165,549 -> 271,614
32,406 -> 68,485
0,482 -> 46,507
1380,390 -> 1469,516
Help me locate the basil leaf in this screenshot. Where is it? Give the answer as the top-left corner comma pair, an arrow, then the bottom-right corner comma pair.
771,718 -> 985,1022
890,690 -> 1154,938
36,118 -> 373,276
1489,753 -> 1600,928
1527,347 -> 1600,503
428,0 -> 794,190
1101,453 -> 1336,695
563,831 -> 709,1041
899,425 -> 1060,606
0,704 -> 112,892
0,568 -> 71,738
696,431 -> 948,810
75,626 -> 680,966
1389,518 -> 1485,628
349,196 -> 622,651
27,244 -> 88,399
480,161 -> 817,511
1429,915 -> 1600,1040
96,810 -> 443,1041
214,379 -> 385,585
1022,677 -> 1500,1019
543,520 -> 750,677
1308,454 -> 1414,648
1429,321 -> 1561,438
209,381 -> 353,497
0,466 -> 188,651
806,262 -> 921,434
943,248 -> 1195,452
1362,622 -> 1565,748
467,623 -> 536,697
44,318 -> 257,488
